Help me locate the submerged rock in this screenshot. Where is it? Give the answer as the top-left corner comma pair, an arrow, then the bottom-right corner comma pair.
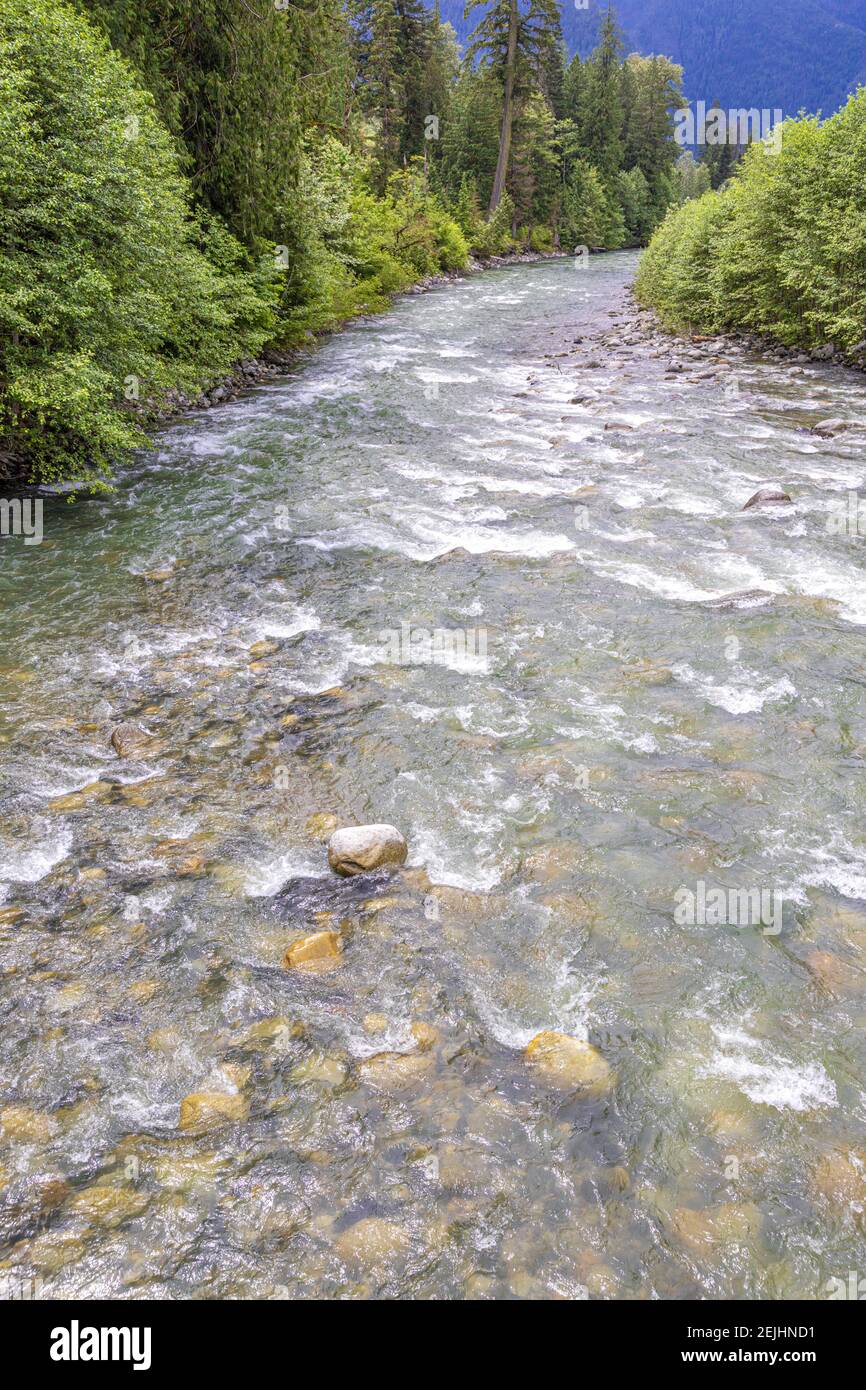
741,487 -> 792,510
305,811 -> 339,840
152,838 -> 207,877
701,588 -> 775,610
178,1090 -> 248,1131
410,1021 -> 439,1052
335,1216 -> 409,1268
671,1201 -> 762,1258
623,661 -> 674,687
811,1148 -> 866,1205
524,1031 -> 612,1095
65,1184 -> 149,1229
805,949 -> 864,996
49,780 -> 112,813
327,824 -> 408,877
0,1104 -> 58,1143
110,723 -> 152,758
359,1051 -> 433,1093
362,1012 -> 389,1035
289,1053 -> 347,1087
146,1027 -> 183,1053
605,1164 -> 630,1193
283,929 -> 342,971
234,1016 -> 303,1051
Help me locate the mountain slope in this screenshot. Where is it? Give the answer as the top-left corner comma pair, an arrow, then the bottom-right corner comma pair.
447,1 -> 866,119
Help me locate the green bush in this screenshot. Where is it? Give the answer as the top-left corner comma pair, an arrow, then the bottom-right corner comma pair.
529,226 -> 555,253
636,89 -> 866,352
470,193 -> 518,258
0,0 -> 279,488
275,142 -> 469,337
635,187 -> 734,330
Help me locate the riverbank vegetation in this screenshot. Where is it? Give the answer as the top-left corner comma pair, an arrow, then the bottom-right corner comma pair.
1,0 -> 686,488
635,88 -> 866,358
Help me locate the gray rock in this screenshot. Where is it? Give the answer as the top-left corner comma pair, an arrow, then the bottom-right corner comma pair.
742,488 -> 793,510
327,824 -> 408,877
811,418 -> 849,438
702,588 -> 776,609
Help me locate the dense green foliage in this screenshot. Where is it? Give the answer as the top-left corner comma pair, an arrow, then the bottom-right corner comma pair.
635,88 -> 866,354
0,0 -> 279,487
80,0 -> 335,246
2,0 -> 686,487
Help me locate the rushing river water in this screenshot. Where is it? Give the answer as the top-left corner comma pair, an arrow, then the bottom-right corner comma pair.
2,250 -> 866,1299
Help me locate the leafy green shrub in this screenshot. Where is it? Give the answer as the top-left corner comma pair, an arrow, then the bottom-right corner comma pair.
427,203 -> 471,271
635,188 -> 734,330
637,89 -> 866,352
276,143 -> 469,336
0,0 -> 279,488
469,193 -> 518,258
529,226 -> 555,253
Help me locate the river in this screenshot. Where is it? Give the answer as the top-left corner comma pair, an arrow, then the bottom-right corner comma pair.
1,250 -> 865,1299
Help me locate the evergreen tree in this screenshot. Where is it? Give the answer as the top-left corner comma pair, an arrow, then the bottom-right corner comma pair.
702,101 -> 739,188
511,90 -> 558,234
465,0 -> 521,212
465,0 -> 562,213
81,0 -> 350,249
562,52 -> 583,127
437,65 -> 503,205
395,0 -> 432,164
578,7 -> 624,178
422,6 -> 460,164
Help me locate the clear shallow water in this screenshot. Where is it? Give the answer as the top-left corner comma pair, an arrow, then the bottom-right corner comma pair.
1,251 -> 866,1298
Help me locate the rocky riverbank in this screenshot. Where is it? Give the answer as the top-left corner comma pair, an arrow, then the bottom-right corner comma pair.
558,285 -> 866,449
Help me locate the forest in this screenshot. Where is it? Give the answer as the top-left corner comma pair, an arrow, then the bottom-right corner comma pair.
0,0 -> 687,488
